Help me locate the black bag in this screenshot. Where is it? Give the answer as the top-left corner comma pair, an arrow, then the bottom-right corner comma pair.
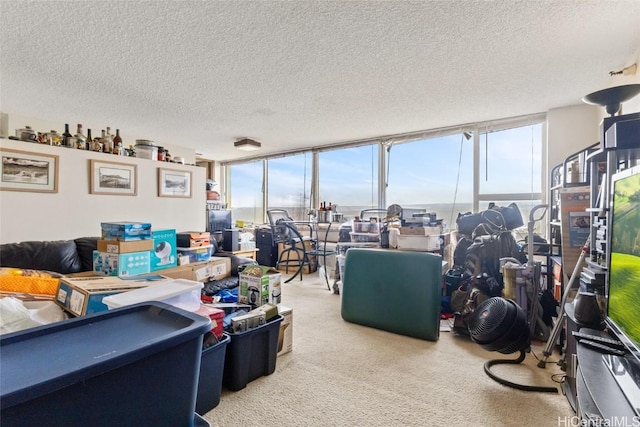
456,202 -> 524,236
487,202 -> 524,230
456,209 -> 505,236
450,284 -> 489,335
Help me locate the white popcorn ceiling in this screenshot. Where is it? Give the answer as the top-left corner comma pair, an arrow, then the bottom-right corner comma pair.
1,1 -> 639,162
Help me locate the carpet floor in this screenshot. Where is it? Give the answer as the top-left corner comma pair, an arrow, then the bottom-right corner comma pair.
202,273 -> 574,427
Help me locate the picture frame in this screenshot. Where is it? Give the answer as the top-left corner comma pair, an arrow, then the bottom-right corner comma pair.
90,159 -> 137,196
158,168 -> 192,198
0,148 -> 59,193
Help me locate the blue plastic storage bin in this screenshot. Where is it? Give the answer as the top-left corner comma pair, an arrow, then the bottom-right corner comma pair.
0,301 -> 211,427
196,333 -> 230,415
223,314 -> 284,391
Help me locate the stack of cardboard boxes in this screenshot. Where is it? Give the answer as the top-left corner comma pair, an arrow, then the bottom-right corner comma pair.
237,264 -> 292,356
176,231 -> 213,265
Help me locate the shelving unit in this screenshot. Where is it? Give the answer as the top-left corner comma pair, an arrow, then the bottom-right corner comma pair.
546,144 -> 599,299
564,112 -> 640,419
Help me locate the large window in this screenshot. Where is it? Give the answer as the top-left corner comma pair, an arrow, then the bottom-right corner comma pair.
478,122 -> 544,235
318,144 -> 378,218
386,133 -> 473,228
223,114 -> 546,231
267,153 -> 312,221
229,161 -> 264,225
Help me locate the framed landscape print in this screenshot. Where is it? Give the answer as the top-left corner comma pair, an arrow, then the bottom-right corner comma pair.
0,148 -> 58,193
158,168 -> 192,198
90,159 -> 137,196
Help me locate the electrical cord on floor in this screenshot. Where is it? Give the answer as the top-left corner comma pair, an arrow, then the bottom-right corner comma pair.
484,350 -> 559,393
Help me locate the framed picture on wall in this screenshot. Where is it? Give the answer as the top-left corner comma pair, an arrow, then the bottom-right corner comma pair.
0,148 -> 58,193
90,159 -> 137,196
158,168 -> 192,198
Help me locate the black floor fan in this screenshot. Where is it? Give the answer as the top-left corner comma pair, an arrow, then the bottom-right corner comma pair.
467,297 -> 558,393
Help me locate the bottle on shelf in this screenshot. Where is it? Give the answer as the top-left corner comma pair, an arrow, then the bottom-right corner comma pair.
112,129 -> 122,154
45,130 -> 61,146
101,129 -> 111,153
103,127 -> 114,153
62,123 -> 72,148
86,128 -> 93,149
74,124 -> 87,150
328,203 -> 333,211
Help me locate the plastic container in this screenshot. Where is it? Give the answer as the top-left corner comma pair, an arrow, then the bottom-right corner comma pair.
134,140 -> 158,160
0,302 -> 211,427
223,314 -> 284,391
102,278 -> 203,312
349,232 -> 380,243
396,234 -> 442,252
196,333 -> 230,415
177,245 -> 214,263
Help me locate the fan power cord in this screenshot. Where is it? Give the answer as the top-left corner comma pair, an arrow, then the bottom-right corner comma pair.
484,350 -> 558,393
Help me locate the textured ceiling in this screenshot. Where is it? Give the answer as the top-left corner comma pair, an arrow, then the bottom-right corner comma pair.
1,1 -> 639,162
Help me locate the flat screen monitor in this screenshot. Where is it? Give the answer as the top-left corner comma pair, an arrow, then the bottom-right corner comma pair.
605,163 -> 640,415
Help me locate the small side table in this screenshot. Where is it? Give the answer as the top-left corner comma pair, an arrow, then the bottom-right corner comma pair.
219,248 -> 259,260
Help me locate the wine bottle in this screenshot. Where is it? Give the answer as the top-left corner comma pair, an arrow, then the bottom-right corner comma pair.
62,123 -> 72,148
112,129 -> 122,153
86,128 -> 93,150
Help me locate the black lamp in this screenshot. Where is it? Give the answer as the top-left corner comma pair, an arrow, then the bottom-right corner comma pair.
582,84 -> 640,116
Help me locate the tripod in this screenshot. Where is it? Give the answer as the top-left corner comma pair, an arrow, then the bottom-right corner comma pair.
537,233 -> 591,368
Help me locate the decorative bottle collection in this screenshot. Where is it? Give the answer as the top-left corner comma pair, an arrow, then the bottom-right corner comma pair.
10,122 -> 174,161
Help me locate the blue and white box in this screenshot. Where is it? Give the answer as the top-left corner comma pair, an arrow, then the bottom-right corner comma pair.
93,250 -> 151,277
101,222 -> 152,241
150,229 -> 178,271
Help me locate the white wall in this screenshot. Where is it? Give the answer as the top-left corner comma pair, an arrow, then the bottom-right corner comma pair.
0,138 -> 207,243
547,104 -> 600,171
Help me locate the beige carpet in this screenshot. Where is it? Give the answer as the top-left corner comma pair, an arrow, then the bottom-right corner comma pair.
203,274 -> 574,427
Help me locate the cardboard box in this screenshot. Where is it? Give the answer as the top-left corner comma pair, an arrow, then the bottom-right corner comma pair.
250,303 -> 278,321
238,265 -> 282,307
56,275 -> 169,316
231,311 -> 266,333
194,304 -> 225,338
150,229 -> 178,271
93,250 -> 151,277
160,257 -> 231,283
101,222 -> 152,241
177,245 -> 213,264
97,239 -> 154,254
176,231 -> 211,248
277,305 -> 293,356
276,241 -> 317,273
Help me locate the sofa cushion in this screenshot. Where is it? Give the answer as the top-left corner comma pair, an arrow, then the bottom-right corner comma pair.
0,240 -> 82,275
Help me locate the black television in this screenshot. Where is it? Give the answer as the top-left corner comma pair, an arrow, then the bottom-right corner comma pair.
604,163 -> 640,415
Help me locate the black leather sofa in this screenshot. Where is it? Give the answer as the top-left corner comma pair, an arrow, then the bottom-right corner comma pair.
0,237 -> 99,275
0,237 -> 256,280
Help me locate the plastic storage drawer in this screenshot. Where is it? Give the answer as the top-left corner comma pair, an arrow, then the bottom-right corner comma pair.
0,302 -> 211,427
196,333 -> 230,415
223,314 -> 284,391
